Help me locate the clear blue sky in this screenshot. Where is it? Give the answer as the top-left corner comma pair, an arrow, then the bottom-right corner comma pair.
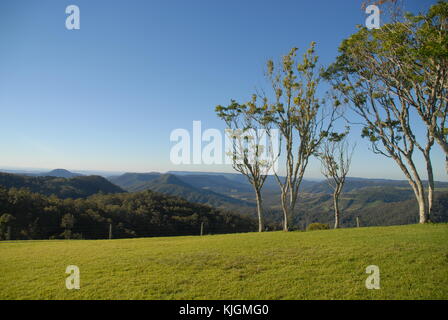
0,0 -> 445,181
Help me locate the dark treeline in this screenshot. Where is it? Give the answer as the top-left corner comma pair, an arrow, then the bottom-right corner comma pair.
0,172 -> 124,199
0,187 -> 257,240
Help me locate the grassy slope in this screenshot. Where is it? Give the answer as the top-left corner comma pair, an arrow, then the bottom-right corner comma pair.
0,224 -> 447,300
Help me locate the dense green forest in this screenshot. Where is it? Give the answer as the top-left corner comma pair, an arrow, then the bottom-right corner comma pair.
0,187 -> 256,240
0,170 -> 447,240
0,172 -> 124,199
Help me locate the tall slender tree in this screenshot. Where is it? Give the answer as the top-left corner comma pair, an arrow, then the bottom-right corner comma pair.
216,96 -> 274,232
323,23 -> 437,223
318,131 -> 355,229
263,44 -> 336,231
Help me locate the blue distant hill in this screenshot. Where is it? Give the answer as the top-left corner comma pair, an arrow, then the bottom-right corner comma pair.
42,169 -> 83,178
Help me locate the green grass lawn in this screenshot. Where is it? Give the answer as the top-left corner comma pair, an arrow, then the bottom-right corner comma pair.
1,224 -> 447,300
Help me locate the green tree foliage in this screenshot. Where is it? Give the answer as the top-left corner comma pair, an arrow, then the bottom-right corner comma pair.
0,173 -> 124,199
0,187 -> 256,240
0,213 -> 15,240
323,1 -> 448,223
61,213 -> 75,239
318,129 -> 355,229
264,44 -> 336,231
216,98 -> 274,232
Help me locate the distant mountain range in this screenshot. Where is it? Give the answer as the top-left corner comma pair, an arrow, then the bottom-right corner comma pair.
301,177 -> 448,194
0,172 -> 123,199
108,170 -> 448,227
0,168 -> 120,177
42,169 -> 83,178
109,172 -> 252,208
0,168 -> 447,227
110,170 -> 448,197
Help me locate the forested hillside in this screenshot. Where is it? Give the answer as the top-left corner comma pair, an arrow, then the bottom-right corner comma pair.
0,172 -> 124,199
110,173 -> 252,208
301,178 -> 448,194
108,172 -> 161,190
0,187 -> 256,240
1,170 -> 447,240
109,171 -> 448,228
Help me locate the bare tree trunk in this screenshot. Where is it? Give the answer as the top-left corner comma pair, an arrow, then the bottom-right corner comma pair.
333,191 -> 340,229
281,203 -> 289,232
416,180 -> 429,225
283,210 -> 289,232
425,153 -> 434,219
411,179 -> 429,224
417,194 -> 428,224
403,153 -> 430,224
254,188 -> 265,232
279,186 -> 289,231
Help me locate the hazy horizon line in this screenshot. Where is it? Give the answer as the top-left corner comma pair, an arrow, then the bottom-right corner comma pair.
1,165 -> 447,183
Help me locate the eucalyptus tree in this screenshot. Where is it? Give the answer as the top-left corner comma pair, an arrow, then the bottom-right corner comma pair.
357,1 -> 446,157
384,2 -> 448,176
318,131 -> 355,229
263,44 -> 336,231
216,96 -> 274,232
412,3 -> 447,173
336,1 -> 448,176
323,6 -> 444,222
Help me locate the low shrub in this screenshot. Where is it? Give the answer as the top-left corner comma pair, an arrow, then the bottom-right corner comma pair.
306,222 -> 330,231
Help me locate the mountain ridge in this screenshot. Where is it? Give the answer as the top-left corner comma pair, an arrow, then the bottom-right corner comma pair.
0,172 -> 124,199
119,173 -> 252,208
42,169 -> 83,178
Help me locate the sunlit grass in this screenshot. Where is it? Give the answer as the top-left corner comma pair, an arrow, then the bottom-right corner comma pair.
1,224 -> 447,300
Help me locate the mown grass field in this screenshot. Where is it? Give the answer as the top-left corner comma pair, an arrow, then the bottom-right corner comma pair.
1,224 -> 447,300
